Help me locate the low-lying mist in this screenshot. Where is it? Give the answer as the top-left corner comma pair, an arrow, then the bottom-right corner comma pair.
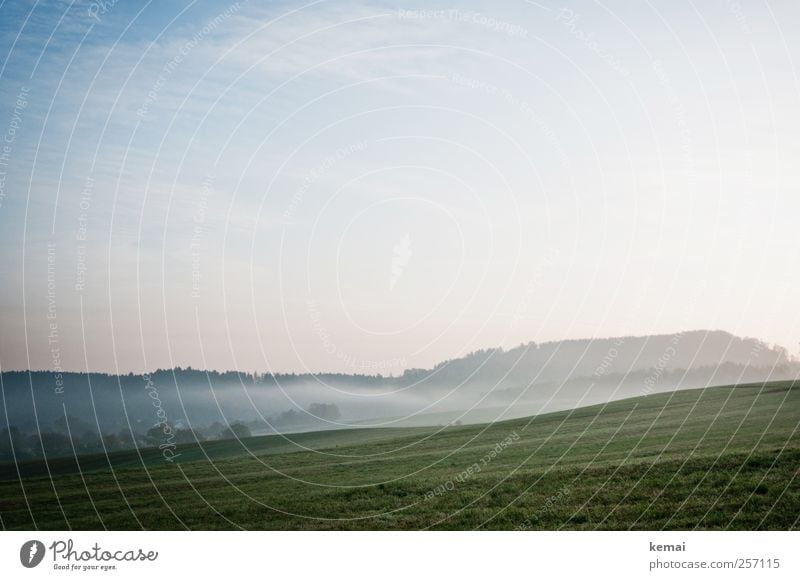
1,330 -> 797,462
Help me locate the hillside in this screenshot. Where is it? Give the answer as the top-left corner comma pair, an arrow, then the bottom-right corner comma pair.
0,380 -> 797,530
1,330 -> 796,456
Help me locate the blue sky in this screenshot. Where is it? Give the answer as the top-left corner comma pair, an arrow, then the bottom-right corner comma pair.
1,0 -> 799,373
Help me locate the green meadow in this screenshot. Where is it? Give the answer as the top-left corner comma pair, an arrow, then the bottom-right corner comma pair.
1,381 -> 798,530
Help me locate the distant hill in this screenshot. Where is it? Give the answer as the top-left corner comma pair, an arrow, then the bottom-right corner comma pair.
1,330 -> 797,459
400,329 -> 793,386
388,329 -> 798,424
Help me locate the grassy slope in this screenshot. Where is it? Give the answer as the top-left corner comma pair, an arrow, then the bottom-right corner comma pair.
0,381 -> 798,530
0,426 -> 432,480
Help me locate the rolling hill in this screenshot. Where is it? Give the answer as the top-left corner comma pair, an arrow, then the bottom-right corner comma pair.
1,380 -> 797,530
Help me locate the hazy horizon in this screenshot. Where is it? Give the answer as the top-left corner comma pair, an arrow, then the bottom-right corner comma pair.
0,327 -> 795,375
2,1 -> 799,376
3,329 -> 796,437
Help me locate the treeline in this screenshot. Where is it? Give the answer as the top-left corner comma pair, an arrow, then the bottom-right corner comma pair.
399,330 -> 798,388
0,366 -> 352,443
0,417 -> 258,463
0,401 -> 342,464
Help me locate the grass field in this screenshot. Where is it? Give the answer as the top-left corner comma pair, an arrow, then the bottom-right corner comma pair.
1,381 -> 798,530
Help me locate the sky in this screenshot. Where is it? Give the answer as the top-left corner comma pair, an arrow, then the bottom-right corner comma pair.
0,0 -> 799,375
